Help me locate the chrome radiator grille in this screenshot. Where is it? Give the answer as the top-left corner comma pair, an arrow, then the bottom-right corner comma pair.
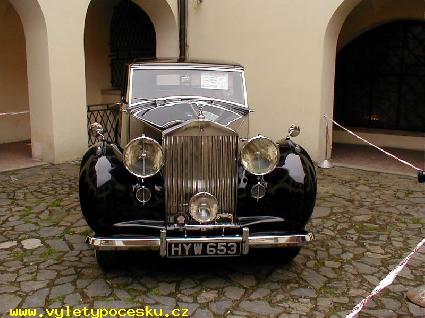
163,125 -> 238,221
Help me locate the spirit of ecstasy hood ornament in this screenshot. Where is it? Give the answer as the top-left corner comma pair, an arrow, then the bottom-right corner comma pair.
197,104 -> 205,120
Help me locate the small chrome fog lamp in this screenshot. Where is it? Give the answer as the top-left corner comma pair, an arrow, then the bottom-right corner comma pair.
240,135 -> 279,175
251,182 -> 266,200
189,192 -> 218,223
123,135 -> 163,178
135,186 -> 151,204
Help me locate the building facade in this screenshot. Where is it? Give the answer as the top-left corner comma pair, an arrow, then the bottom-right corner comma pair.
0,0 -> 423,163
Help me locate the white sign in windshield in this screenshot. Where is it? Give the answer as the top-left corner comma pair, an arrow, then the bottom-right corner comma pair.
156,74 -> 180,86
201,72 -> 229,90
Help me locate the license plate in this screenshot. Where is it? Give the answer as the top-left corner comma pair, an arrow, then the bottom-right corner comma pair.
166,240 -> 241,258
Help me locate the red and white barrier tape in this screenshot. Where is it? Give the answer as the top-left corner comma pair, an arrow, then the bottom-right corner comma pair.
323,115 -> 422,172
0,110 -> 29,117
345,238 -> 425,318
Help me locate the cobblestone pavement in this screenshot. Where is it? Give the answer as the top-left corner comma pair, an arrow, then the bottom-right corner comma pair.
0,163 -> 424,318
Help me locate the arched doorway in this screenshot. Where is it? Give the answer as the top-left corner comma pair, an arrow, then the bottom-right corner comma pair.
322,0 -> 425,174
334,20 -> 425,132
110,0 -> 156,91
84,0 -> 162,146
85,0 -> 157,106
0,1 -> 36,170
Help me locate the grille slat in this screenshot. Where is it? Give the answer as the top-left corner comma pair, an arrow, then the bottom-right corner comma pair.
164,129 -> 238,222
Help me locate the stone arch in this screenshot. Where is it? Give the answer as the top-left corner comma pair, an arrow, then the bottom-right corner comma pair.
84,0 -> 178,105
319,0 -> 361,159
334,20 -> 425,132
320,0 -> 424,159
0,1 -> 30,145
7,0 -> 54,162
132,0 -> 179,58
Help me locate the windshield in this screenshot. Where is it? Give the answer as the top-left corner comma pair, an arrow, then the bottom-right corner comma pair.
130,67 -> 246,105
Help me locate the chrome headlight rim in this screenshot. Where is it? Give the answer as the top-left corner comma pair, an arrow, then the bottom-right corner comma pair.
240,135 -> 280,176
189,192 -> 219,223
123,135 -> 164,178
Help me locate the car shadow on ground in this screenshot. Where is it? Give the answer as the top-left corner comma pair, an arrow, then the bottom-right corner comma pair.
100,250 -> 295,277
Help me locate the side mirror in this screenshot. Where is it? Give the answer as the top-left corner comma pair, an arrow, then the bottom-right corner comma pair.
287,124 -> 300,138
89,122 -> 105,139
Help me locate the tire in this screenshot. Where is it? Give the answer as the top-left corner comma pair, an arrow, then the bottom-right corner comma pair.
250,247 -> 301,265
95,250 -> 118,270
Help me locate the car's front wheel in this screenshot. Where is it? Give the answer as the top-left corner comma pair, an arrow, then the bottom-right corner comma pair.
95,250 -> 118,270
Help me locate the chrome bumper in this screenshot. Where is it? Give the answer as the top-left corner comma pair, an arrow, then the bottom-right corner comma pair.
87,228 -> 314,256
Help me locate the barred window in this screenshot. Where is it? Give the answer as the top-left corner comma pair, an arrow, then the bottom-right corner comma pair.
334,20 -> 425,132
110,0 -> 156,90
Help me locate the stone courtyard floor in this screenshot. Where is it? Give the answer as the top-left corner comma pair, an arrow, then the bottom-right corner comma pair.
0,163 -> 424,318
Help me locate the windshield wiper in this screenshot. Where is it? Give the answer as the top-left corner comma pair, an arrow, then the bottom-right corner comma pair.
126,98 -> 162,114
157,96 -> 251,115
129,96 -> 251,115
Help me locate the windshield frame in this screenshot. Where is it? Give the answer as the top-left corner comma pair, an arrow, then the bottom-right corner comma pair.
127,64 -> 248,108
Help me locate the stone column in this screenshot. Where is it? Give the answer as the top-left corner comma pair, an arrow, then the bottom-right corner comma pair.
36,0 -> 91,163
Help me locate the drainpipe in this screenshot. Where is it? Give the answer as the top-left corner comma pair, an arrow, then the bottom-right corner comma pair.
178,0 -> 187,61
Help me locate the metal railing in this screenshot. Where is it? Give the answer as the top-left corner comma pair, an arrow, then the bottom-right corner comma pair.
87,103 -> 121,146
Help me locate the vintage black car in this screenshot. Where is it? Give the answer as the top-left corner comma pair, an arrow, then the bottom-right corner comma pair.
79,60 -> 317,268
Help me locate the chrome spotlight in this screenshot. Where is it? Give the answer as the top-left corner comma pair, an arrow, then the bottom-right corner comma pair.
123,135 -> 164,178
241,135 -> 280,176
189,192 -> 218,223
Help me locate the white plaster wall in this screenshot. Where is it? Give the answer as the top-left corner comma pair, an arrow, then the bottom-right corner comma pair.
0,1 -> 30,144
5,0 -> 421,162
187,0 -> 344,161
188,0 -> 424,161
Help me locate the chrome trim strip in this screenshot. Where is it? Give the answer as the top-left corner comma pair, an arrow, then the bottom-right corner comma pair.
242,227 -> 249,255
131,65 -> 245,75
127,64 -> 248,108
88,237 -> 160,250
238,216 -> 285,227
167,237 -> 242,244
160,229 -> 167,256
128,65 -> 248,108
88,232 -> 314,251
167,223 -> 241,231
249,233 -> 315,248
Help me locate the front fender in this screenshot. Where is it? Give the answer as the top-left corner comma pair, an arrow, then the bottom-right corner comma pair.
79,142 -> 165,234
236,140 -> 317,231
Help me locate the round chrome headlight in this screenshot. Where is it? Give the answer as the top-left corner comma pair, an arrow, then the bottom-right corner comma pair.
240,135 -> 280,175
123,136 -> 163,178
189,192 -> 218,223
